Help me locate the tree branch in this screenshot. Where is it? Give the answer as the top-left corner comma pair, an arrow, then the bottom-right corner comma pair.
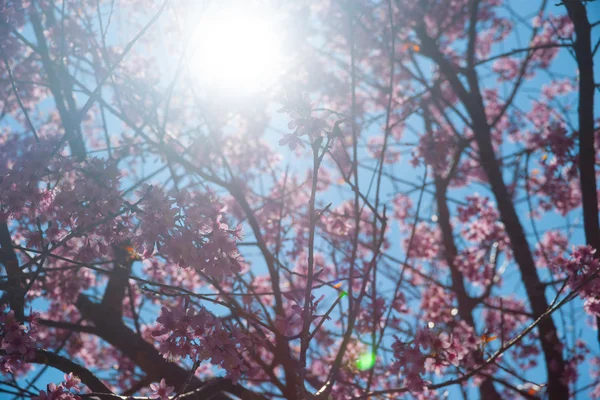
0,223 -> 25,320
416,22 -> 569,400
75,295 -> 265,399
564,0 -> 600,346
0,348 -> 113,394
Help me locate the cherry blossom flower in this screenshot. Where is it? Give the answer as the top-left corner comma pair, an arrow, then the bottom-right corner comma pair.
150,379 -> 175,400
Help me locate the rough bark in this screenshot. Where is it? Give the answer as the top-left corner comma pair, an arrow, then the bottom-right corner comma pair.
564,0 -> 600,346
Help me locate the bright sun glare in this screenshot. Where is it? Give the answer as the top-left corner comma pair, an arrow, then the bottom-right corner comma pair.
188,5 -> 284,95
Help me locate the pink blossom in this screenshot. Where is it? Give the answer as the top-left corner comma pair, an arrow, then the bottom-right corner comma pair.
150,379 -> 175,400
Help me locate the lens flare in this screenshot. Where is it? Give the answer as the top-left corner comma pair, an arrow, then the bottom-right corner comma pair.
356,352 -> 377,371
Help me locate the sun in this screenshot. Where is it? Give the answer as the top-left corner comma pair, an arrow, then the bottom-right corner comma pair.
187,4 -> 285,96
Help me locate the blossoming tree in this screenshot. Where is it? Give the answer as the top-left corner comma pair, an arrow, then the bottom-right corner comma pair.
1,0 -> 600,399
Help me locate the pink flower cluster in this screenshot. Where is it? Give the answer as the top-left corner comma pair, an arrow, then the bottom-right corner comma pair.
0,0 -> 26,39
152,304 -> 250,382
458,195 -> 506,246
405,223 -> 440,260
527,130 -> 580,216
0,137 -> 130,262
456,249 -> 495,287
275,296 -> 304,337
32,373 -> 82,400
150,378 -> 174,400
590,357 -> 600,398
0,137 -> 61,222
420,285 -> 454,323
134,185 -> 243,277
535,231 -> 569,275
530,15 -> 573,69
562,340 -> 589,386
415,126 -> 457,171
492,57 -> 520,82
0,305 -> 38,374
1,137 -> 243,279
563,246 -> 600,316
278,92 -> 330,151
391,326 -> 479,393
